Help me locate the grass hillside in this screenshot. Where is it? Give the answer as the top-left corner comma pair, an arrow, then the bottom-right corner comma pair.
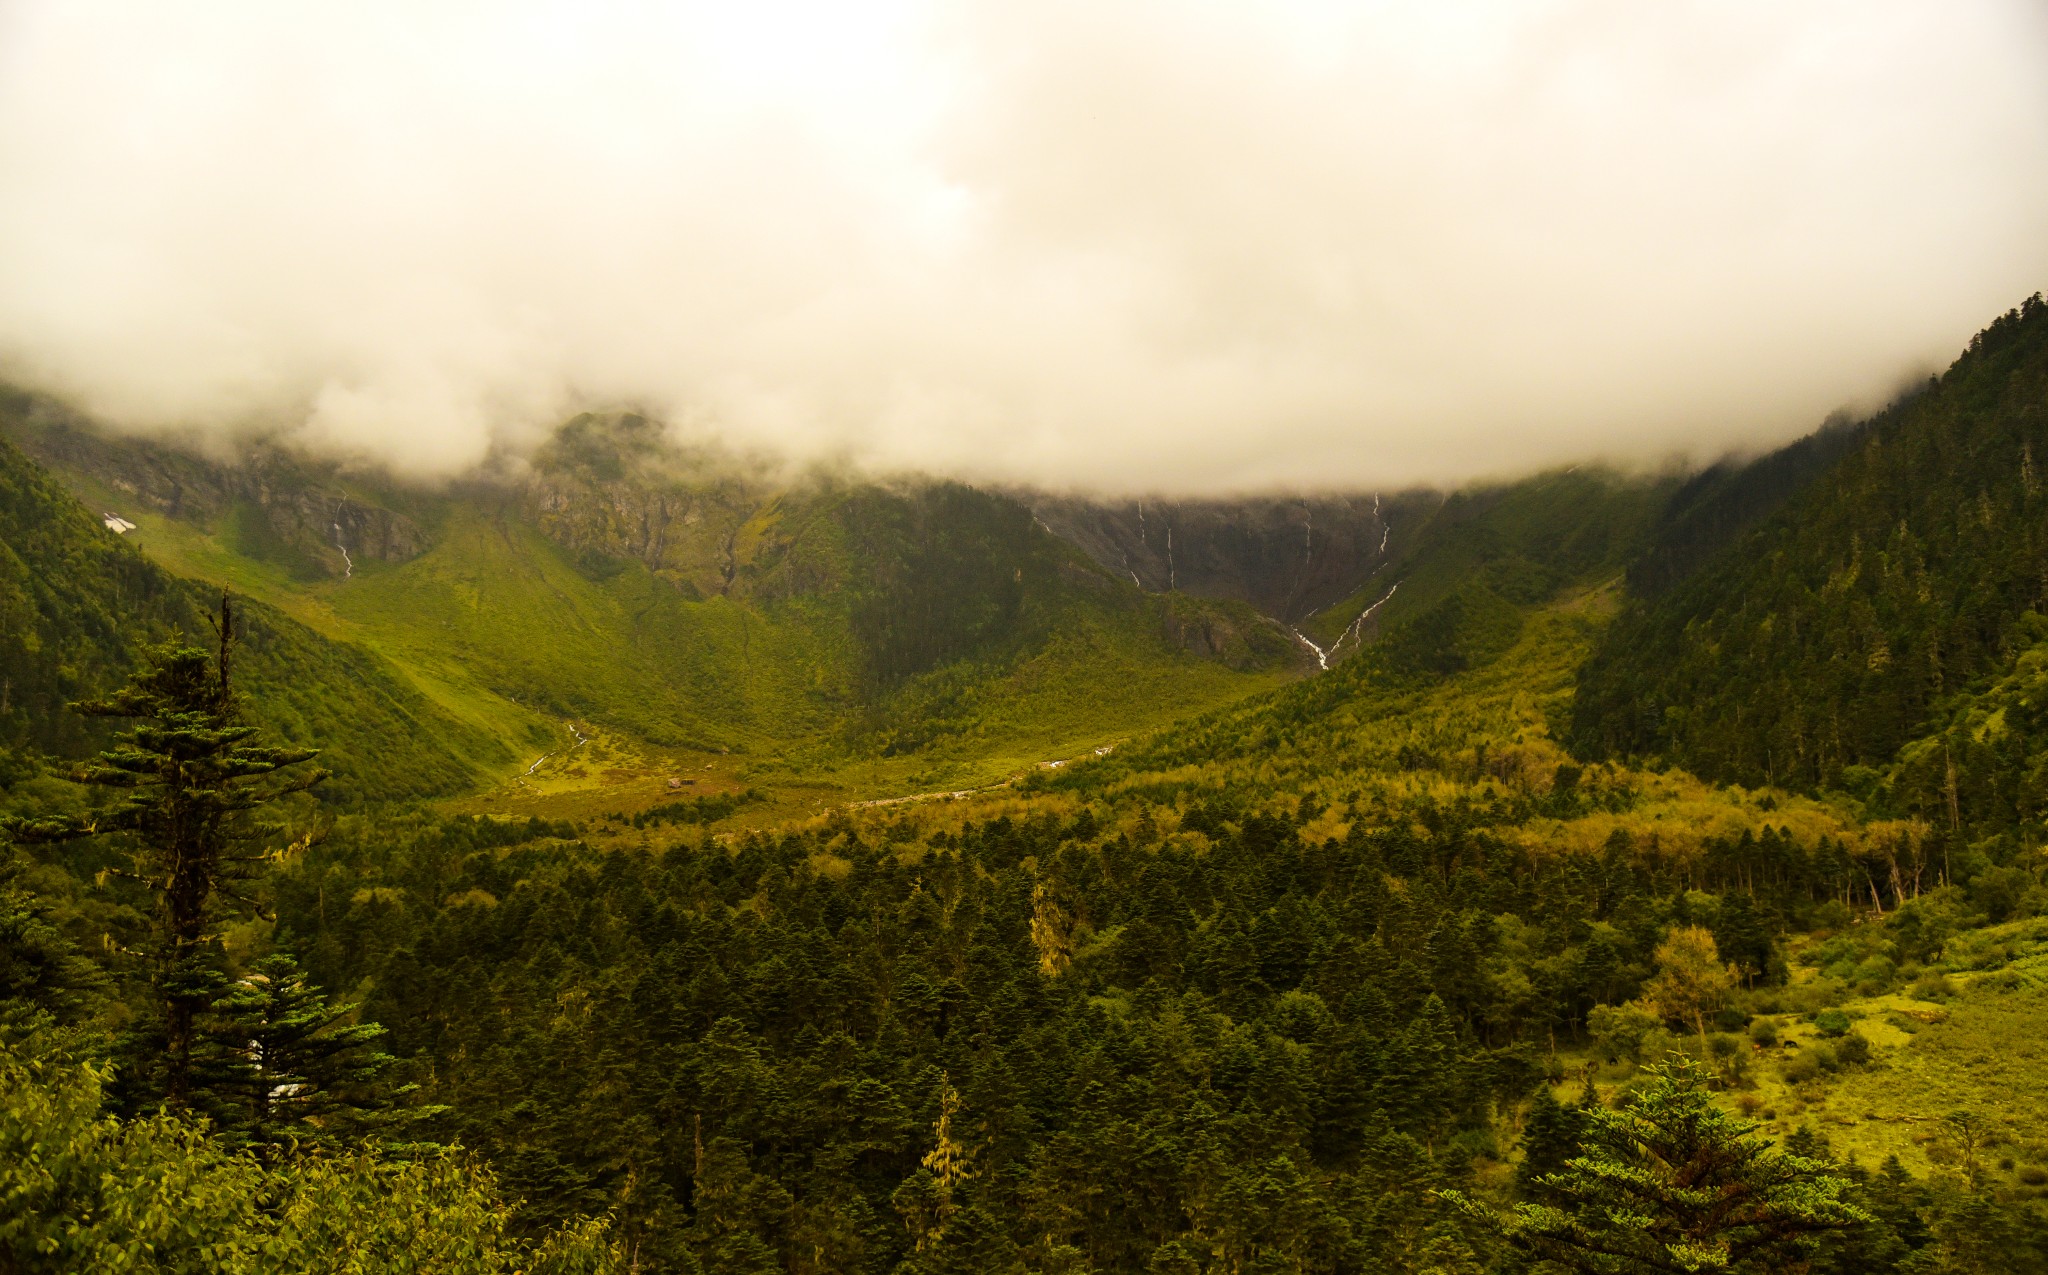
5,405 -> 1300,808
0,431 -> 508,802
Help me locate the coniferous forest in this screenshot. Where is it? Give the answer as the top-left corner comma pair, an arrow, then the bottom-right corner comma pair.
6,299 -> 2048,1274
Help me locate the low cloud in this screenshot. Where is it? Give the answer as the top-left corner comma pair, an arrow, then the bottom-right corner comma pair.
1,1 -> 2044,493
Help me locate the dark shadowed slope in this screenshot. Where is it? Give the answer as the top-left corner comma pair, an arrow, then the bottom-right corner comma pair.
1573,294 -> 2048,791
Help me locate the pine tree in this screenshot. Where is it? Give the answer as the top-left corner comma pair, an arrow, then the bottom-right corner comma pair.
1515,1085 -> 1588,1202
198,952 -> 419,1157
2,592 -> 324,1108
0,866 -> 104,1026
1447,1056 -> 1867,1273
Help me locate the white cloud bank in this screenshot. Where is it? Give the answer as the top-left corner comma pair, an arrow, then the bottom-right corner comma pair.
0,1 -> 2044,492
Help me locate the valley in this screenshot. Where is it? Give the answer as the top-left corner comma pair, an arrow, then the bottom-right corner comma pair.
5,296 -> 2048,1272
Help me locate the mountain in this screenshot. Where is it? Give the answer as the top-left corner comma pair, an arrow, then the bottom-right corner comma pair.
0,422 -> 507,801
1027,491 -> 1433,624
13,303 -> 2048,1275
5,389 -> 1703,809
1,399 -> 1308,804
1572,293 -> 2048,794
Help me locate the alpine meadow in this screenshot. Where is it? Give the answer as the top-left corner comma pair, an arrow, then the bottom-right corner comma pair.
5,4 -> 2048,1273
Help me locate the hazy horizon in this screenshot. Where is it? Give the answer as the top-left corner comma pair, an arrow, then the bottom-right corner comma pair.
2,1 -> 2045,495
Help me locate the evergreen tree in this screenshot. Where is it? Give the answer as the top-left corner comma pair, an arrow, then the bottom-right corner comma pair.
2,593 -> 324,1108
0,867 -> 103,1027
1708,894 -> 1775,988
1515,1085 -> 1588,1203
198,952 -> 421,1157
1448,1057 -> 1867,1273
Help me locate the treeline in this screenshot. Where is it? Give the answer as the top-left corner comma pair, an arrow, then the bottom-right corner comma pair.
601,787 -> 765,831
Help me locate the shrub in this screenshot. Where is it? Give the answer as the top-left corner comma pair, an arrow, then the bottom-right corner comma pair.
1810,900 -> 1851,932
1972,865 -> 2039,923
1910,972 -> 1957,1001
1835,1032 -> 1871,1067
1946,930 -> 2013,971
1814,1008 -> 1851,1038
1780,1049 -> 1822,1085
1853,956 -> 1896,994
1588,1002 -> 1662,1065
1750,1018 -> 1780,1048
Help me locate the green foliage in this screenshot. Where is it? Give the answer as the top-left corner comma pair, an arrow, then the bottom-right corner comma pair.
4,612 -> 328,1109
198,952 -> 432,1156
1305,467 -> 1670,648
1575,294 -> 2048,796
615,787 -> 765,830
1451,1056 -> 1867,1273
1517,1086 -> 1591,1201
0,1022 -> 623,1273
0,867 -> 104,1025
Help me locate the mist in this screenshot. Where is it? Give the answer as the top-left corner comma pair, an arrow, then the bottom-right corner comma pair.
1,1 -> 2045,494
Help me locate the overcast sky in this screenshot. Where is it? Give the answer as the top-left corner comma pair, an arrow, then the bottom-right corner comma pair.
1,1 -> 2045,493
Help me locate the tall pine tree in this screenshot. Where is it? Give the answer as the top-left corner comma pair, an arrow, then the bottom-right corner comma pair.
1449,1057 -> 1867,1273
2,592 -> 324,1108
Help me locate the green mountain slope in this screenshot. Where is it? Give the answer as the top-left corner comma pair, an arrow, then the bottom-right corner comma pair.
5,404 -> 1299,800
1295,466 -> 1670,658
1036,468 -> 1681,820
0,431 -> 508,801
1572,293 -> 2048,791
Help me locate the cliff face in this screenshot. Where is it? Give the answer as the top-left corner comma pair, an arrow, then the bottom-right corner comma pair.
4,392 -> 427,578
5,401 -> 1396,672
1027,490 -> 1436,624
510,413 -> 850,603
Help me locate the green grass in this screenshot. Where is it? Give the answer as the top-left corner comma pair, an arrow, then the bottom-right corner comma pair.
1738,918 -> 2048,1179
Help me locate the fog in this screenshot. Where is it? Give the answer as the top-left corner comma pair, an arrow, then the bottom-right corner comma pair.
1,1 -> 2045,493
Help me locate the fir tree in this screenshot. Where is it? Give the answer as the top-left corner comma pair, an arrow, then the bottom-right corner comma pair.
1515,1085 -> 1588,1202
2,592 -> 324,1108
198,951 -> 420,1157
0,866 -> 104,1026
1448,1056 -> 1867,1273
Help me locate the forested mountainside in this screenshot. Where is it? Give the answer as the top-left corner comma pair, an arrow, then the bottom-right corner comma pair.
70,526 -> 2038,1272
1294,467 -> 1672,655
0,430 -> 505,801
1573,294 -> 2048,796
9,299 -> 2048,1273
1621,410 -> 1872,600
